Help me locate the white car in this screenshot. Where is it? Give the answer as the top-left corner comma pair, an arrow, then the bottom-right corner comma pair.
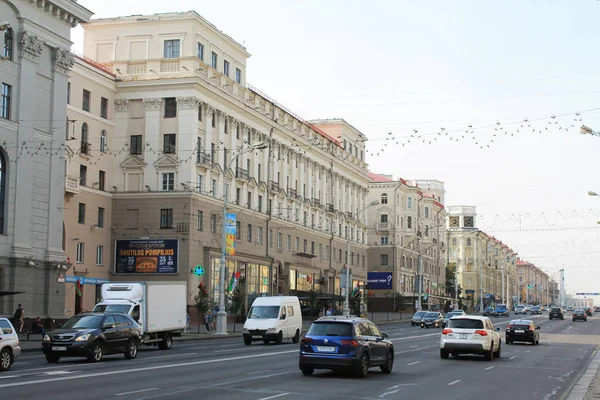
0,318 -> 21,371
440,315 -> 501,360
514,305 -> 526,315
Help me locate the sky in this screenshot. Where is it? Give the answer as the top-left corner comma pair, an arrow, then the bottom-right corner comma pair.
72,0 -> 600,302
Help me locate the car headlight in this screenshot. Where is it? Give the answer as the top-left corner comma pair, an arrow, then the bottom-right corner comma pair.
44,334 -> 51,342
75,334 -> 91,342
266,328 -> 276,334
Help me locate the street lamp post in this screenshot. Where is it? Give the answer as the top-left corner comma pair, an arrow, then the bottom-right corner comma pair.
216,143 -> 267,335
343,200 -> 379,317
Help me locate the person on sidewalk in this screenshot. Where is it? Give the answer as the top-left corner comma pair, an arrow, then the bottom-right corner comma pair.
13,304 -> 24,334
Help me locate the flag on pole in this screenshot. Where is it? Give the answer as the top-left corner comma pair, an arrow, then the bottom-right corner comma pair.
227,271 -> 242,292
76,277 -> 83,297
351,286 -> 359,297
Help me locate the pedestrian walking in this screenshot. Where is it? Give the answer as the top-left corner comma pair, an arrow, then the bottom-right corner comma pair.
13,304 -> 24,334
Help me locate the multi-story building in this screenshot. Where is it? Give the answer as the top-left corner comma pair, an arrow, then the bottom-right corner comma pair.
366,174 -> 448,311
447,206 -> 518,310
64,11 -> 371,317
571,297 -> 594,309
548,279 -> 559,306
516,259 -> 550,305
0,0 -> 92,319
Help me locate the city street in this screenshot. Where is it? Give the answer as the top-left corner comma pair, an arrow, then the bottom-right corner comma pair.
1,314 -> 598,400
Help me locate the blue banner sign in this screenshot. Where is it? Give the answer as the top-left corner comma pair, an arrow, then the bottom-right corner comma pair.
65,276 -> 110,285
367,272 -> 393,290
114,239 -> 179,274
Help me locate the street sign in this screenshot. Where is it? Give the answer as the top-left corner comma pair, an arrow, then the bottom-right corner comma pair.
57,273 -> 65,283
192,265 -> 205,277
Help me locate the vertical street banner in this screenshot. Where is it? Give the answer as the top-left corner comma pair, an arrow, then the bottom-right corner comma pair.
225,213 -> 237,255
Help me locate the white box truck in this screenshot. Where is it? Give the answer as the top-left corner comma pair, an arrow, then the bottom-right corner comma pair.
92,281 -> 187,350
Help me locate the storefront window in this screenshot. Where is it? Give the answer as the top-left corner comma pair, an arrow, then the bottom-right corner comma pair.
247,263 -> 269,295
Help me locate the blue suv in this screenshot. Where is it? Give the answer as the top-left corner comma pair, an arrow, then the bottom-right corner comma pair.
299,316 -> 394,378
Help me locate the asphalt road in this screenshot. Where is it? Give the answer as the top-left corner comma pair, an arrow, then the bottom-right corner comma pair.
1,312 -> 598,400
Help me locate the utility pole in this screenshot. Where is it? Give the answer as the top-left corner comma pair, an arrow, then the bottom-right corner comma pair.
476,235 -> 483,312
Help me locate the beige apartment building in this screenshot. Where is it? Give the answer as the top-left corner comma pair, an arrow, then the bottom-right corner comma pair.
366,174 -> 449,311
63,11 -> 372,316
447,206 -> 518,310
516,259 -> 550,305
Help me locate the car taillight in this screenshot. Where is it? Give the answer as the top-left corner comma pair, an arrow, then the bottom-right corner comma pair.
474,330 -> 488,336
442,328 -> 453,335
301,338 -> 312,344
340,339 -> 358,346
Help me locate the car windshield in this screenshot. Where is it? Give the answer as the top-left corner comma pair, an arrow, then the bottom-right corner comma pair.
92,304 -> 131,314
516,306 -> 524,309
551,308 -> 561,312
425,312 -> 439,318
248,305 -> 280,319
510,320 -> 531,327
495,305 -> 507,310
532,306 -> 540,309
447,318 -> 484,329
308,322 -> 353,337
414,311 -> 427,317
61,315 -> 104,329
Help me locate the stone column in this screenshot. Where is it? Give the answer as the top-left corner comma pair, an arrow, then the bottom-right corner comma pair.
176,97 -> 200,188
142,98 -> 162,189
113,99 -> 130,189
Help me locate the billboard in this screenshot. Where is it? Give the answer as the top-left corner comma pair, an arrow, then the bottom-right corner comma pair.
367,272 -> 393,290
114,239 -> 179,274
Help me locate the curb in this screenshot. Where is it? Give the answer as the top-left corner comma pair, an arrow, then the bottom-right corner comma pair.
564,344 -> 600,400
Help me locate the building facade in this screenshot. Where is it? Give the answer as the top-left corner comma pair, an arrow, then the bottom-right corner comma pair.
65,11 -> 372,315
516,259 -> 550,306
571,297 -> 594,309
366,174 -> 449,311
447,206 -> 518,310
0,0 -> 92,319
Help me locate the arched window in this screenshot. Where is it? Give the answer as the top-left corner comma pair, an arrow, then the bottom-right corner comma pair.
100,130 -> 107,152
381,193 -> 388,205
452,238 -> 457,246
3,28 -> 13,61
466,238 -> 472,247
81,123 -> 89,154
0,150 -> 6,233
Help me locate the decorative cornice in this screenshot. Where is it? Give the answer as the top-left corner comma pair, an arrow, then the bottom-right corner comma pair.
19,31 -> 44,62
218,112 -> 228,123
143,98 -> 162,111
114,99 -> 130,113
176,97 -> 200,110
52,48 -> 74,74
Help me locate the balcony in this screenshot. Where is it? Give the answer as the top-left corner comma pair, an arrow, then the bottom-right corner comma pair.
80,142 -> 90,156
235,168 -> 249,180
269,180 -> 279,192
345,211 -> 353,219
65,176 -> 80,194
376,222 -> 394,231
196,151 -> 211,165
287,188 -> 297,198
311,198 -> 321,207
326,203 -> 335,213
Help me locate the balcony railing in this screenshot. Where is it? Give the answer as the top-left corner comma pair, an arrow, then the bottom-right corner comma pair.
345,211 -> 353,219
376,222 -> 394,231
287,188 -> 297,198
196,151 -> 211,165
311,198 -> 321,207
269,180 -> 279,192
235,168 -> 249,180
175,223 -> 189,233
326,203 -> 335,213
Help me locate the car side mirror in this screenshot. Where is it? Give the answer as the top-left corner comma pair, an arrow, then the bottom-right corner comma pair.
382,332 -> 389,339
495,327 -> 501,331
102,323 -> 114,330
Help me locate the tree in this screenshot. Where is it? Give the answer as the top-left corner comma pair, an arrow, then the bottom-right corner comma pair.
349,290 -> 362,316
194,282 -> 211,316
227,285 -> 245,332
445,262 -> 457,298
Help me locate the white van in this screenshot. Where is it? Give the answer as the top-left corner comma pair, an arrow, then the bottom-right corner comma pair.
243,296 -> 302,345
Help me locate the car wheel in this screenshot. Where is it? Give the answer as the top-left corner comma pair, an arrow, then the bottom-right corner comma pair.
357,353 -> 370,378
494,341 -> 501,358
380,351 -> 394,373
88,341 -> 104,363
301,367 -> 314,376
244,336 -> 252,345
440,349 -> 449,359
0,348 -> 12,371
44,353 -> 60,364
485,343 -> 494,361
275,331 -> 283,345
292,329 -> 300,344
125,339 -> 138,359
158,333 -> 173,350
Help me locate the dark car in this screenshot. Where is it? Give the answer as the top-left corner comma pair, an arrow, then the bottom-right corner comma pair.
411,311 -> 427,326
42,313 -> 141,363
420,312 -> 444,328
573,309 -> 588,322
441,311 -> 464,328
299,316 -> 394,378
482,307 -> 494,316
505,319 -> 540,345
549,307 -> 564,320
584,307 -> 592,317
493,304 -> 510,317
530,306 -> 542,315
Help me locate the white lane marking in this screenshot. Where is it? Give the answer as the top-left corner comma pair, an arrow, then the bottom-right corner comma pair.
395,345 -> 436,355
485,366 -> 495,371
256,394 -> 290,400
525,350 -> 531,353
0,349 -> 299,388
409,345 -> 419,348
379,389 -> 399,398
141,352 -> 198,360
247,369 -> 272,375
41,370 -> 78,376
390,333 -> 440,341
213,349 -> 241,353
447,380 -> 461,386
386,384 -> 416,390
115,388 -> 158,396
407,361 -> 420,366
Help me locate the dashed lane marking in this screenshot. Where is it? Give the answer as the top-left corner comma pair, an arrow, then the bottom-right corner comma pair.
447,380 -> 461,386
115,388 -> 158,396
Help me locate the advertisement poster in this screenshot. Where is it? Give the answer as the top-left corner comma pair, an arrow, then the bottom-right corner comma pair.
114,239 -> 178,274
225,213 -> 236,256
367,272 -> 393,290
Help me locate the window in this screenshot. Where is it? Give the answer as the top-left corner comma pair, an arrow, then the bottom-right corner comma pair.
235,68 -> 241,84
3,29 -> 13,60
381,193 -> 388,204
247,224 -> 252,242
164,98 -> 177,118
381,254 -> 389,265
235,221 -> 241,240
287,235 -> 291,251
380,214 -> 388,223
407,197 -> 412,209
82,89 -> 90,112
466,238 -> 472,246
161,172 -> 175,191
160,209 -> 173,228
381,235 -> 389,245
163,134 -> 176,153
424,206 -> 429,218
212,179 -> 217,198
258,227 -> 263,245
78,203 -> 86,224
130,135 -> 143,155
224,118 -> 229,134
223,60 -> 230,76
0,83 -> 10,120
211,213 -> 217,232
100,97 -> 108,119
98,170 -> 105,191
247,191 -> 252,209
76,243 -> 85,263
0,150 -> 5,233
197,42 -> 204,60
79,165 -> 87,186
211,51 -> 218,68
212,112 -> 216,128
96,245 -> 104,266
197,210 -> 203,231
100,130 -> 107,152
258,195 -> 263,212
278,232 -> 282,249
97,207 -> 104,228
257,164 -> 262,181
67,82 -> 71,105
407,216 -> 412,229
80,123 -> 89,154
163,39 -> 181,58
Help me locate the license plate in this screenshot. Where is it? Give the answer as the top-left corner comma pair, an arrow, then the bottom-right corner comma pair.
515,330 -> 525,333
252,335 -> 262,338
316,346 -> 336,352
52,346 -> 67,351
459,334 -> 467,339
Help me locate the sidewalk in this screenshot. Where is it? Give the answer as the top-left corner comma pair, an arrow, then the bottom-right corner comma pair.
566,346 -> 600,400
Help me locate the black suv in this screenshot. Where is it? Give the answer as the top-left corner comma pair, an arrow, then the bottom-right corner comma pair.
549,307 -> 564,320
42,313 -> 141,363
573,309 -> 588,322
299,316 -> 394,378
